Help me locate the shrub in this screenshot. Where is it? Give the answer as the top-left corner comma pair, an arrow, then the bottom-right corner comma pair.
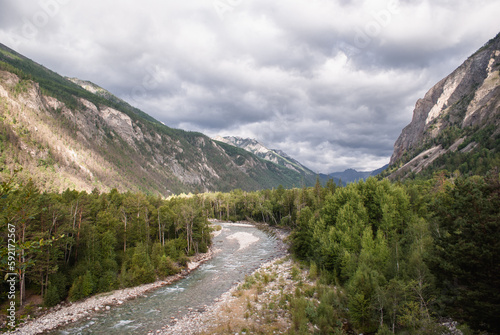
198,241 -> 208,253
43,285 -> 61,307
290,296 -> 309,332
308,262 -> 318,280
68,271 -> 94,301
177,254 -> 190,267
43,272 -> 68,307
130,263 -> 156,286
157,255 -> 179,278
97,270 -> 118,292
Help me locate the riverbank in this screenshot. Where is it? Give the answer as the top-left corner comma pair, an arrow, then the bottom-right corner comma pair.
5,221 -> 289,334
157,256 -> 304,335
5,250 -> 214,335
156,222 -> 296,335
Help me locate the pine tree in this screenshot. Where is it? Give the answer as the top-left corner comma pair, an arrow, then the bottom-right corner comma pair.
430,174 -> 500,333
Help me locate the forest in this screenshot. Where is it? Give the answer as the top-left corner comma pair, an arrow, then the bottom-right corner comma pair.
0,173 -> 211,310
1,170 -> 499,334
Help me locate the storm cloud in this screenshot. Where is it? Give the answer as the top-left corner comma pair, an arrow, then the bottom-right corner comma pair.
1,0 -> 499,172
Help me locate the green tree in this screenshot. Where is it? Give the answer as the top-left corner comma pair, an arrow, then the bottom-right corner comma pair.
290,207 -> 314,260
429,173 -> 500,333
0,177 -> 46,305
68,270 -> 94,301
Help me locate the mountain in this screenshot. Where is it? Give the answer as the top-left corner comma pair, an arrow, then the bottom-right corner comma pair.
215,134 -> 390,185
0,43 -> 313,195
327,165 -> 388,184
214,136 -> 315,174
386,32 -> 500,179
329,169 -> 371,184
213,136 -> 323,186
66,77 -> 122,104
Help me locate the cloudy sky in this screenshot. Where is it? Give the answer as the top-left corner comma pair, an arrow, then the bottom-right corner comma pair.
1,0 -> 499,173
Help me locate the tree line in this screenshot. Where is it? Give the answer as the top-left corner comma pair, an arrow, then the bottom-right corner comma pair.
198,173 -> 499,334
0,175 -> 211,311
1,171 -> 499,334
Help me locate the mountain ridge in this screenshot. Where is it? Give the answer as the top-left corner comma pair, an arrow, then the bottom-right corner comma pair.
386,32 -> 500,179
321,165 -> 388,185
0,42 -> 313,195
213,136 -> 316,175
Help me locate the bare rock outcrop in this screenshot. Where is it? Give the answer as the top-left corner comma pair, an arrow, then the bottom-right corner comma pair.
390,33 -> 500,167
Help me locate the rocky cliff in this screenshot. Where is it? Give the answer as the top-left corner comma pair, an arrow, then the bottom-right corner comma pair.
388,32 -> 500,178
0,43 -> 310,195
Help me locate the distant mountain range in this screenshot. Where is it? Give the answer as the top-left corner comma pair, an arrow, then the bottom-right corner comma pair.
213,136 -> 327,186
215,136 -> 391,185
324,166 -> 388,185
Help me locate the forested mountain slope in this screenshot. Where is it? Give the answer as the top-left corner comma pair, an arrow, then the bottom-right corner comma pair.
0,43 -> 311,195
387,32 -> 500,179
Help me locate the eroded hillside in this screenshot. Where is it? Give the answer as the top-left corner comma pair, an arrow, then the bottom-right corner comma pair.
387,33 -> 500,179
0,44 -> 310,195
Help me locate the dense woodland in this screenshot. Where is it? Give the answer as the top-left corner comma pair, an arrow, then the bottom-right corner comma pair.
0,174 -> 211,310
1,170 -> 499,334
199,172 -> 500,334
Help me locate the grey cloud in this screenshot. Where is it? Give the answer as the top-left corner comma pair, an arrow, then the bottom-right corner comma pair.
1,0 -> 499,173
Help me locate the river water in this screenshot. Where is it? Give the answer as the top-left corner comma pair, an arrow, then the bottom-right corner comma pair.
51,222 -> 285,334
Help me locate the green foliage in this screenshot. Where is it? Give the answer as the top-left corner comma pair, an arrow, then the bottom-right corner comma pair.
348,292 -> 377,333
157,255 -> 179,278
195,173 -> 500,332
376,324 -> 392,335
68,270 -> 94,301
128,243 -> 156,285
97,271 -> 118,293
43,272 -> 68,307
272,176 -> 472,333
43,284 -> 61,307
0,173 -> 212,308
290,296 -> 309,332
177,253 -> 190,267
308,262 -> 318,280
1,145 -> 498,335
429,173 -> 500,333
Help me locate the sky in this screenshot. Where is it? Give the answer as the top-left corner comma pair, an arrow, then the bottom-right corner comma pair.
1,0 -> 499,173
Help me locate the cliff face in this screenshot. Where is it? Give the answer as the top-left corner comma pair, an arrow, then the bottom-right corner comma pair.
0,44 -> 309,195
388,33 -> 500,177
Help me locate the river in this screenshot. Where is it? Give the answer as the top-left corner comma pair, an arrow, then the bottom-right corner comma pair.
50,222 -> 286,334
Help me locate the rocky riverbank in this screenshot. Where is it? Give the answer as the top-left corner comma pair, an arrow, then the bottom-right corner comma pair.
155,256 -> 301,335
5,250 -> 214,335
154,223 -> 296,335
5,221 -> 290,335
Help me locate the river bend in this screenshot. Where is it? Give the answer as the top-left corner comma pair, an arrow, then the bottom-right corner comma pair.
51,222 -> 285,334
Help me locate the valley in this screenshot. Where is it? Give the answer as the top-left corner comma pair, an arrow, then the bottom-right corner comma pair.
0,24 -> 499,335
7,222 -> 286,335
0,43 -> 316,196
